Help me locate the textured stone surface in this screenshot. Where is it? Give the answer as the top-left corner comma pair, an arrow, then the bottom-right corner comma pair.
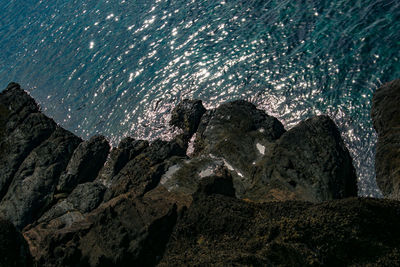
103,139 -> 186,201
24,191 -> 177,266
371,79 -> 400,199
57,135 -> 110,194
0,83 -> 58,201
251,115 -> 357,202
0,127 -> 81,229
160,193 -> 400,266
96,137 -> 148,185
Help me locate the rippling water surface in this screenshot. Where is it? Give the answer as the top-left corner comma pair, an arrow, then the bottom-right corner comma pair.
1,0 -> 400,196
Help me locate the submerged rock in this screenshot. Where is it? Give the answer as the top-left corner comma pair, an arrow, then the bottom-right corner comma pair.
372,79 -> 400,199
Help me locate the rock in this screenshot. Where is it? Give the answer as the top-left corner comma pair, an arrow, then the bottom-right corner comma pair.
0,217 -> 32,267
96,137 -> 148,185
160,195 -> 400,266
57,135 -> 110,194
251,115 -> 357,202
0,127 -> 81,229
371,79 -> 400,199
0,83 -> 58,201
193,167 -> 236,199
24,191 -> 177,266
170,99 -> 206,138
192,100 -> 285,196
67,182 -> 106,213
103,139 -> 186,201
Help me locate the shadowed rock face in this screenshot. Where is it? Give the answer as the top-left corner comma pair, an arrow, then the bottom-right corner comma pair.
0,217 -> 32,267
372,79 -> 400,199
1,81 -> 399,266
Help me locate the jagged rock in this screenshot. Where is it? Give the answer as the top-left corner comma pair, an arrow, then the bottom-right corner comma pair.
170,99 -> 206,138
0,84 -> 394,266
160,195 -> 400,266
192,100 -> 285,195
0,217 -> 32,267
67,182 -> 106,213
0,127 -> 81,229
160,101 -> 355,202
103,139 -> 186,201
371,79 -> 400,199
57,135 -> 110,194
24,191 -> 177,266
0,83 -> 58,201
251,115 -> 357,202
96,137 -> 149,185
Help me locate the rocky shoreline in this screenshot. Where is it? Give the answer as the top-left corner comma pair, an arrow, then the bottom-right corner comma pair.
1,80 -> 400,266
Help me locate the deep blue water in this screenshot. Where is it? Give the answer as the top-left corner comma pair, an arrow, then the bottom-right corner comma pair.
1,0 -> 400,196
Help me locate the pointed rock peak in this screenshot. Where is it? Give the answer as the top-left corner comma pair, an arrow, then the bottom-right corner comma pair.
170,99 -> 207,137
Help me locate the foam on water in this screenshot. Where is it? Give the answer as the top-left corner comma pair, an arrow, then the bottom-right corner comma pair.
1,0 -> 400,197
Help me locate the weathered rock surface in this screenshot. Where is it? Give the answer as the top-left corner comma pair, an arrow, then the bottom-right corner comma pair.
372,79 -> 400,199
160,189 -> 400,266
24,191 -> 177,266
0,83 -> 57,201
56,135 -> 110,194
251,115 -> 357,202
0,81 -> 399,266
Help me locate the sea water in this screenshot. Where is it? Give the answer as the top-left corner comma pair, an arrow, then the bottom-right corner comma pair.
1,0 -> 400,197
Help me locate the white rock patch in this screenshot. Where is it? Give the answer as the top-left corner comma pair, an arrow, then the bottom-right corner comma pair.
256,143 -> 265,155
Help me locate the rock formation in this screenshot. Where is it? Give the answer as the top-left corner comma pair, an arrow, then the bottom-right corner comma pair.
372,78 -> 400,199
0,82 -> 399,266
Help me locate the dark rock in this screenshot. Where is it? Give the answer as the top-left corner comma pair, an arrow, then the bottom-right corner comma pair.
0,127 -> 81,229
0,217 -> 32,267
169,99 -> 206,138
160,196 -> 400,266
193,167 -> 236,198
0,83 -> 59,201
103,139 -> 186,201
251,115 -> 357,202
371,79 -> 400,199
67,182 -> 106,213
192,100 -> 285,195
24,191 -> 177,267
57,135 -> 110,194
96,137 -> 148,185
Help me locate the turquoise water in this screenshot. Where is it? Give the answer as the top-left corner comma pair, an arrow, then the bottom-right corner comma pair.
1,0 -> 400,196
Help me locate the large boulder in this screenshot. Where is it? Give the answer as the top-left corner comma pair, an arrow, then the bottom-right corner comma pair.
371,79 -> 400,199
251,115 -> 357,202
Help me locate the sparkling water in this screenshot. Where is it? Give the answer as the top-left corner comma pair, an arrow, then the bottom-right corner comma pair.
1,0 -> 400,197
